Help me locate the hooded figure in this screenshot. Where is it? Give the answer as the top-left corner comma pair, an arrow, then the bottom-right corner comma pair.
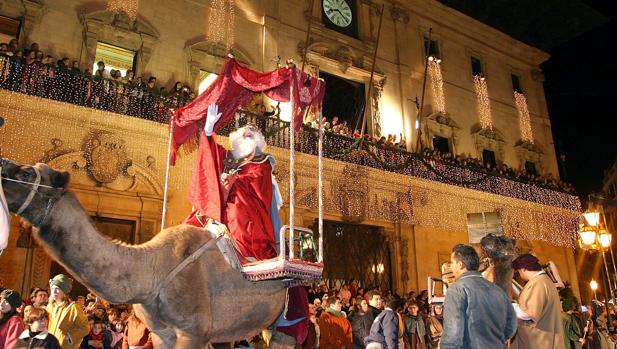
184,104 -> 283,261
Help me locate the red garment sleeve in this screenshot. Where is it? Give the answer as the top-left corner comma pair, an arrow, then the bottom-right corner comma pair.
233,161 -> 273,212
4,316 -> 24,349
187,133 -> 227,221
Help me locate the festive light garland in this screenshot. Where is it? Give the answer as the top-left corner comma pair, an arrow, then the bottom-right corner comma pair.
107,0 -> 139,20
514,91 -> 534,143
428,61 -> 446,114
473,75 -> 493,130
206,0 -> 236,51
0,89 -> 580,247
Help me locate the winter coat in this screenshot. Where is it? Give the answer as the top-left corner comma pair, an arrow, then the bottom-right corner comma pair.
0,314 -> 25,349
46,301 -> 90,349
121,316 -> 152,349
318,309 -> 353,349
441,271 -> 517,349
15,329 -> 62,349
364,307 -> 400,349
511,272 -> 566,349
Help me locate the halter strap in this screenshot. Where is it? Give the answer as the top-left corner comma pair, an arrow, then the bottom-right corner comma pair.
16,167 -> 42,215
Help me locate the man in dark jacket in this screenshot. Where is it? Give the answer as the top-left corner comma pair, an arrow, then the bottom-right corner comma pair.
364,298 -> 403,349
349,298 -> 370,349
440,244 -> 517,349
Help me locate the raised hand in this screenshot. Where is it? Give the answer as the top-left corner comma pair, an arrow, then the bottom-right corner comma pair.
204,104 -> 222,136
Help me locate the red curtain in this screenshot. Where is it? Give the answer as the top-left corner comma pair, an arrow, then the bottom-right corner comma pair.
171,59 -> 325,164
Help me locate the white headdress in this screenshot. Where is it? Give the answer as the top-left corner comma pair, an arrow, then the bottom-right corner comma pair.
229,125 -> 267,160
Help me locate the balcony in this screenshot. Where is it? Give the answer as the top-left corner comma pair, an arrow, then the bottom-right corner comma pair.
0,54 -> 579,211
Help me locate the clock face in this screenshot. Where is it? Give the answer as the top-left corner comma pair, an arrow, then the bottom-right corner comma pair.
323,0 -> 353,28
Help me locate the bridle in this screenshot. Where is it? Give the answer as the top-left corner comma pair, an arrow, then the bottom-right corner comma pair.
0,165 -> 65,226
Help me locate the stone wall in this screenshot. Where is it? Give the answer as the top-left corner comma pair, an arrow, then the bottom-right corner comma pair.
1,0 -> 559,177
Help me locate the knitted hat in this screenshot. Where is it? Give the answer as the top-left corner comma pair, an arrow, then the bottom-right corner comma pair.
1,289 -> 23,310
511,253 -> 542,271
49,274 -> 73,294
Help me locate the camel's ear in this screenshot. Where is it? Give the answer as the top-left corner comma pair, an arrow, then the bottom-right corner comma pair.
51,171 -> 70,188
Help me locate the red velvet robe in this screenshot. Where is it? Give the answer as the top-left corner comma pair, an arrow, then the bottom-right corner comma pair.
184,133 -> 277,261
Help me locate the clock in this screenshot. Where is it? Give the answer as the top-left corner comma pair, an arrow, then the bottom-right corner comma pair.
323,0 -> 353,28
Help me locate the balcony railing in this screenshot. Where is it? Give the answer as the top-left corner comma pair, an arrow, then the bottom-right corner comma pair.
0,54 -> 580,211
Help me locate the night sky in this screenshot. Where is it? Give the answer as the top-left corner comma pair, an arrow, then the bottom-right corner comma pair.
441,0 -> 617,198
543,1 -> 617,198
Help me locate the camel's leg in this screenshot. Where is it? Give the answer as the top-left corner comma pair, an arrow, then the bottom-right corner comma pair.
151,327 -> 177,349
173,332 -> 204,349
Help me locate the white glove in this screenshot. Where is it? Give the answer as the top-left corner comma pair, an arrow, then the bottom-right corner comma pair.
204,104 -> 222,136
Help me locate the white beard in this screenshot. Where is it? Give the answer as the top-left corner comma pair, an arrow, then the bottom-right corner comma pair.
229,126 -> 266,160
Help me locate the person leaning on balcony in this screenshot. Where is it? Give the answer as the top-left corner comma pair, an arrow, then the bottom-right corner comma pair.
46,274 -> 90,349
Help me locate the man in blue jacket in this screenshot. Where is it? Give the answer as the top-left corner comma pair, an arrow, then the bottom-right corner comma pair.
441,244 -> 517,349
364,298 -> 403,349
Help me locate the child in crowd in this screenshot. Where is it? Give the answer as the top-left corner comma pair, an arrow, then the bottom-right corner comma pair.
15,307 -> 62,349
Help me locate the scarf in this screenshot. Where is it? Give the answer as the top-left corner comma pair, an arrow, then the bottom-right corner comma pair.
427,316 -> 443,339
325,307 -> 343,318
406,314 -> 426,339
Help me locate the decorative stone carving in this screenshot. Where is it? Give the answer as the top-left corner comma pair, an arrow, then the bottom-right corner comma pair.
44,133 -> 164,195
423,112 -> 460,152
371,78 -> 386,137
0,0 -> 45,43
514,140 -> 544,173
80,10 -> 159,76
186,40 -> 253,90
471,126 -> 506,161
84,130 -> 132,185
389,4 -> 410,24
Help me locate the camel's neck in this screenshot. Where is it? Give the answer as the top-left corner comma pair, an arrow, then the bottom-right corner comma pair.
34,193 -> 157,303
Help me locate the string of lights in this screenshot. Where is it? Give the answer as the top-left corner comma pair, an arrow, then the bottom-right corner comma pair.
0,87 -> 580,247
206,0 -> 236,51
514,91 -> 534,143
428,61 -> 446,114
107,0 -> 139,20
473,75 -> 493,130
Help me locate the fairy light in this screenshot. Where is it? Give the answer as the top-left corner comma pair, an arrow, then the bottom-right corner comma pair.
107,0 -> 139,20
0,58 -> 581,248
206,0 -> 235,51
473,75 -> 493,130
514,91 -> 534,143
428,60 -> 446,114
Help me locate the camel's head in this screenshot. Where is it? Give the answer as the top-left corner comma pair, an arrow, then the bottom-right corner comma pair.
479,233 -> 518,264
0,158 -> 70,226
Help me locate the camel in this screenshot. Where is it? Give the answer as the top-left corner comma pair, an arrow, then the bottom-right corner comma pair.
478,233 -> 518,298
0,159 -> 294,348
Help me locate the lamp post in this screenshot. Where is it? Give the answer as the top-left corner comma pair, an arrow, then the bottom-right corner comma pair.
579,206 -> 617,307
590,279 -> 598,301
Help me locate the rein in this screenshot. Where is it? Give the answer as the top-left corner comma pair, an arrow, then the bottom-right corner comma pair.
0,166 -> 64,226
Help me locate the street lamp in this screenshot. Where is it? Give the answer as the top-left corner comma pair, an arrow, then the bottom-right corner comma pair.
578,206 -> 617,307
590,279 -> 598,300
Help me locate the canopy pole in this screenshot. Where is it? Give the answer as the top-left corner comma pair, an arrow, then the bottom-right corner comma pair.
360,4 -> 385,139
161,113 -> 175,230
414,27 -> 432,152
301,0 -> 315,72
289,81 -> 295,260
318,107 -> 324,263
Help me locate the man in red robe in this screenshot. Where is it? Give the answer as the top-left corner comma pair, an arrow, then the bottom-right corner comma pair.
184,104 -> 280,261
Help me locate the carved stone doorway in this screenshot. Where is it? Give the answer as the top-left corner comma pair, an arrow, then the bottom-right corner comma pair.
313,220 -> 393,292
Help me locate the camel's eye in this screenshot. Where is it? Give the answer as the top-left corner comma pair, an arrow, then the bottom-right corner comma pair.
18,168 -> 33,181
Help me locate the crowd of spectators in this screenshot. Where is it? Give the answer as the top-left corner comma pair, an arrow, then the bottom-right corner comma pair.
420,147 -> 577,194
0,275 -> 152,349
306,116 -> 407,150
0,39 -> 195,122
1,39 -> 577,195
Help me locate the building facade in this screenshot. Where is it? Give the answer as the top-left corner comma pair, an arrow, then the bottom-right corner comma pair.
0,0 -> 581,298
